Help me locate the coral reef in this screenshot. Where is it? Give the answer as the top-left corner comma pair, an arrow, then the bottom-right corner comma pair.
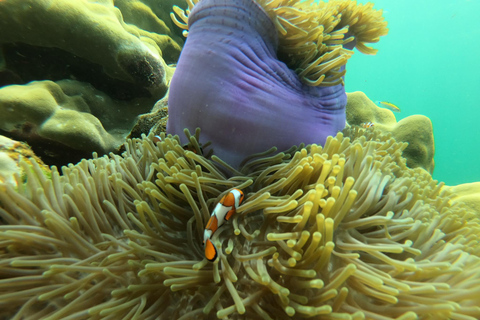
447,182 -> 480,213
1,128 -> 479,319
167,0 -> 388,168
0,0 -> 184,166
0,135 -> 50,187
0,80 -> 155,166
0,0 -> 181,93
346,91 -> 435,174
114,0 -> 186,65
129,93 -> 169,139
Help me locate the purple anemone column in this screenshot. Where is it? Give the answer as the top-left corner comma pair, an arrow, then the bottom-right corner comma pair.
167,0 -> 346,168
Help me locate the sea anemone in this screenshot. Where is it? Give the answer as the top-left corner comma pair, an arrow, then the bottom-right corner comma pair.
167,0 -> 388,168
1,128 -> 479,319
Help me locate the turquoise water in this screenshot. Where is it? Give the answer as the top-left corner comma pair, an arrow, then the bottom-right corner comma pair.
344,0 -> 480,186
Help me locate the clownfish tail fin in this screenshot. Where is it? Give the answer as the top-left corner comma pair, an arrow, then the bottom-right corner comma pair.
205,238 -> 218,262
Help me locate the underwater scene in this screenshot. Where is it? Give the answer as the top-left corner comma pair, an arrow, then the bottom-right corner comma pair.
347,0 -> 480,187
0,0 -> 479,319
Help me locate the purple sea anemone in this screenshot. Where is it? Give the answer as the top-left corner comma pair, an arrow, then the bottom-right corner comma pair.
167,0 -> 388,168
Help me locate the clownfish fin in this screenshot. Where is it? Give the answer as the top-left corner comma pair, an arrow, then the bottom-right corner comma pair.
205,238 -> 218,262
224,208 -> 236,221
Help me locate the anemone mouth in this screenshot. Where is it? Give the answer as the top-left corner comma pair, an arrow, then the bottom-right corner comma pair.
171,0 -> 388,87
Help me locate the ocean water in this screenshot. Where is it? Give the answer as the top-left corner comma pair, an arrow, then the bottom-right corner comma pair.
344,0 -> 480,186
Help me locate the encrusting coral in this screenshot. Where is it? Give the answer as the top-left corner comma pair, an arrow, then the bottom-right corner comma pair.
0,0 -> 181,94
0,0 -> 186,167
447,182 -> 480,214
346,92 -> 435,174
0,80 -> 156,166
0,135 -> 50,188
1,127 -> 479,319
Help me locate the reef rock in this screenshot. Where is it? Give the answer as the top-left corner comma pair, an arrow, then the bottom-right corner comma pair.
0,80 -> 154,166
0,135 -> 50,187
448,182 -> 480,213
0,0 -> 185,166
0,0 -> 183,95
346,91 -> 435,174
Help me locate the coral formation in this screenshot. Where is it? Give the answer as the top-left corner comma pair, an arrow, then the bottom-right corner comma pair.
114,0 -> 186,63
0,0 -> 184,166
346,92 -> 397,127
167,0 -> 388,168
346,91 -> 435,174
0,80 -> 154,165
0,0 -> 181,94
129,93 -> 170,139
1,128 -> 479,319
0,135 -> 50,187
447,182 -> 480,213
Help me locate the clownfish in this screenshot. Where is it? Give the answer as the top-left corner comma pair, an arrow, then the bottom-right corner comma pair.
376,101 -> 400,113
361,122 -> 375,128
203,188 -> 245,262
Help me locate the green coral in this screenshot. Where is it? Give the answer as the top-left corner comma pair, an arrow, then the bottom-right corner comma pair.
0,135 -> 50,187
0,0 -> 182,93
0,0 -> 187,166
0,80 -> 154,161
346,91 -> 435,174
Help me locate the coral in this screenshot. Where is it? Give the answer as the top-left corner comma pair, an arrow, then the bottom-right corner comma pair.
0,0 -> 182,95
1,128 -> 479,319
346,92 -> 397,127
167,0 -> 388,168
0,135 -> 50,187
0,0 -> 185,166
114,0 -> 185,63
447,182 -> 480,213
0,79 -> 155,166
346,91 -> 435,174
129,93 -> 169,139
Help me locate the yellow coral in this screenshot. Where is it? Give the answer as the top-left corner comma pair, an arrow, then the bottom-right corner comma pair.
0,128 -> 479,319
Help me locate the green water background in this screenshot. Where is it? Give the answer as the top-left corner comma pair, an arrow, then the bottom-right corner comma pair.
344,0 -> 480,186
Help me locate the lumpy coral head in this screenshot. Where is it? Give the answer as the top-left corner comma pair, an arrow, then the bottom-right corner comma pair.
167,0 -> 388,168
167,0 -> 347,168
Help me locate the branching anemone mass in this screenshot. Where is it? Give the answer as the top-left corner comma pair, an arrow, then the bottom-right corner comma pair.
1,127 -> 480,319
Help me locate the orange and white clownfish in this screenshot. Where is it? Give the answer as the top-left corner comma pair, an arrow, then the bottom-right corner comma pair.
153,135 -> 162,143
361,122 -> 375,128
203,188 -> 245,262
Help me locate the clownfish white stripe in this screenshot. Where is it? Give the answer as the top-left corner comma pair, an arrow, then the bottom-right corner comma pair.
203,188 -> 245,262
361,121 -> 375,128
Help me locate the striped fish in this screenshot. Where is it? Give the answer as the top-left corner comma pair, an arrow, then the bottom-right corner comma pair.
376,101 -> 400,112
361,122 -> 375,128
203,189 -> 245,261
